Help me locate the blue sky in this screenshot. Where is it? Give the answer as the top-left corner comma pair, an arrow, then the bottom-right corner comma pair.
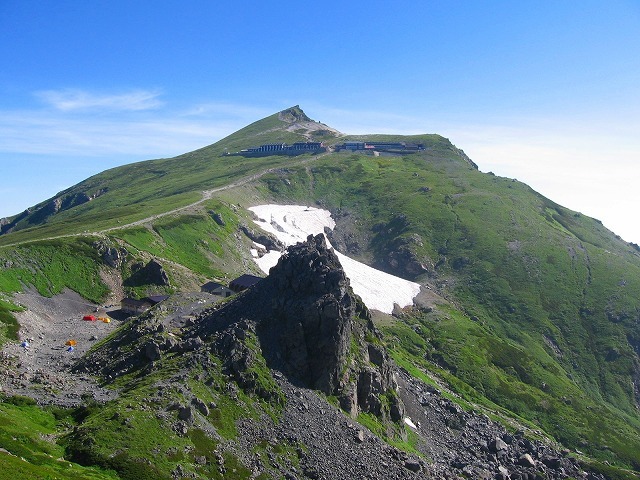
1,1 -> 639,243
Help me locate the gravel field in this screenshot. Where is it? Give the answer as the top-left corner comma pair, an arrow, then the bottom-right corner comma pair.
0,288 -> 122,405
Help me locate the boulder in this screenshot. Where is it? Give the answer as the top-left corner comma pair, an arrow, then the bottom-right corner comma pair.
518,453 -> 536,468
489,437 -> 509,453
404,459 -> 422,472
144,341 -> 161,361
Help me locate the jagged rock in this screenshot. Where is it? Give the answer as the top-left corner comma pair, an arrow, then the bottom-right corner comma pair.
178,406 -> 193,422
404,459 -> 422,472
194,233 -> 404,421
497,465 -> 510,479
208,210 -> 226,226
372,216 -> 432,278
179,337 -> 204,352
367,344 -> 385,367
191,397 -> 209,416
124,259 -> 170,287
163,336 -> 178,351
541,456 -> 562,469
93,241 -> 128,268
240,224 -> 284,252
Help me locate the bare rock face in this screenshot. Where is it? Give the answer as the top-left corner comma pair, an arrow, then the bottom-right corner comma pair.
278,105 -> 312,123
264,233 -> 361,394
372,215 -> 433,279
124,259 -> 170,287
5,188 -> 109,231
239,224 -> 284,252
93,240 -> 128,268
196,233 -> 404,420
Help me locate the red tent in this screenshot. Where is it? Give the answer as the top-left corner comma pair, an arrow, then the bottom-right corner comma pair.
82,315 -> 97,321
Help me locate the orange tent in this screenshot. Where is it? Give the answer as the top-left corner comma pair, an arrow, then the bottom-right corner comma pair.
65,339 -> 77,346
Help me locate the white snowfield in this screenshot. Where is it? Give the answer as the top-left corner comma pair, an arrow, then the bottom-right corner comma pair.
248,205 -> 421,314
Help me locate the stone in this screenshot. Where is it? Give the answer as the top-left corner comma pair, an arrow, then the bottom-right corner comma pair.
404,459 -> 422,472
541,456 -> 562,469
144,341 -> 161,361
177,406 -> 193,422
191,397 -> 209,416
240,225 -> 284,251
209,211 -> 225,226
490,437 -> 509,453
123,259 -> 169,287
518,453 -> 536,468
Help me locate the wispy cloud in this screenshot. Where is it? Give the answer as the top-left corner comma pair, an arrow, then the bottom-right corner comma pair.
0,110 -> 243,157
180,102 -> 273,120
35,88 -> 164,112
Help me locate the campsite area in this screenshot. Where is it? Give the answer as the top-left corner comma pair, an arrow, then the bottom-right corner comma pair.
0,288 -> 120,405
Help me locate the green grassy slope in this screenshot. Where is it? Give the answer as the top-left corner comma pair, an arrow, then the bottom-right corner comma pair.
248,147 -> 640,469
0,106 -> 334,245
0,396 -> 118,480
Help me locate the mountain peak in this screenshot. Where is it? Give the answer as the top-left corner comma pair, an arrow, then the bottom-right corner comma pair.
278,105 -> 311,123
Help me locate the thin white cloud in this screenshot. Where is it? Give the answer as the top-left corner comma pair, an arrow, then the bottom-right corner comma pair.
35,89 -> 164,112
0,109 -> 241,156
180,102 -> 273,120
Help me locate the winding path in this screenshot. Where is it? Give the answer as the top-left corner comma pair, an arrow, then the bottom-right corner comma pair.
2,152 -> 331,247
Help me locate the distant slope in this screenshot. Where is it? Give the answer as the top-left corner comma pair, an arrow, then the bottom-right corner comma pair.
0,106 -> 340,244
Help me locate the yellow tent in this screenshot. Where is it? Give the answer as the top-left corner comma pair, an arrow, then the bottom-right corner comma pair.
99,317 -> 111,323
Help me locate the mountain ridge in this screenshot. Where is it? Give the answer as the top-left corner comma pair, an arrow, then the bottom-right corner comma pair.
0,106 -> 639,478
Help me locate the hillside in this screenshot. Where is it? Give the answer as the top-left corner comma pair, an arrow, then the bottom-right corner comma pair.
0,106 -> 639,479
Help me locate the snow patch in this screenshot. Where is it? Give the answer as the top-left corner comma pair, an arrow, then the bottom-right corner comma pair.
404,417 -> 418,429
248,204 -> 421,314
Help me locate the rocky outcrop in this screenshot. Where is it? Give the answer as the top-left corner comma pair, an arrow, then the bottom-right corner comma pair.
123,259 -> 170,287
278,105 -> 312,123
323,209 -> 364,256
239,224 -> 284,252
372,215 -> 433,279
195,233 -> 403,420
93,240 -> 128,268
383,234 -> 432,277
0,209 -> 30,235
29,189 -> 109,226
208,210 -> 225,226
